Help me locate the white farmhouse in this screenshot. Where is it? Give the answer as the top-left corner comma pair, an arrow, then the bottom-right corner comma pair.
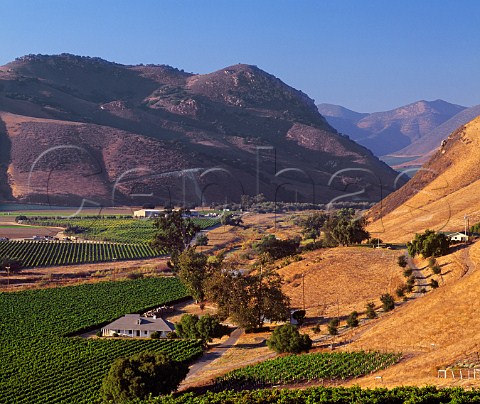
101,314 -> 174,338
444,232 -> 468,243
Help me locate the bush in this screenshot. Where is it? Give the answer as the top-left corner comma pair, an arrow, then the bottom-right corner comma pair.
100,351 -> 188,402
311,324 -> 321,334
150,331 -> 161,339
403,268 -> 413,277
431,265 -> 441,275
365,302 -> 377,319
346,311 -> 359,328
380,294 -> 395,312
397,255 -> 407,268
430,279 -> 439,289
395,285 -> 406,298
267,324 -> 312,354
328,318 -> 340,335
96,330 -> 102,337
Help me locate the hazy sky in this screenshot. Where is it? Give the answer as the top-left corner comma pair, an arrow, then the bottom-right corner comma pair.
2,0 -> 479,112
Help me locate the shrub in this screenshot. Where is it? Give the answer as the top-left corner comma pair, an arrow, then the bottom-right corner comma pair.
430,279 -> 439,289
150,331 -> 160,339
431,265 -> 441,275
328,318 -> 340,335
403,268 -> 413,277
311,324 -> 321,334
365,302 -> 377,319
267,324 -> 312,354
96,330 -> 102,337
395,285 -> 406,298
397,255 -> 407,268
380,294 -> 395,312
346,311 -> 359,328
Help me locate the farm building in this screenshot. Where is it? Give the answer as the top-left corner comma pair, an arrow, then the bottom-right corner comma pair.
133,209 -> 161,218
101,314 -> 174,338
443,232 -> 468,242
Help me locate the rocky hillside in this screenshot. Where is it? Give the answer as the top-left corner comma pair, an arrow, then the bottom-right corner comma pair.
368,115 -> 480,242
0,54 -> 402,206
318,100 -> 467,157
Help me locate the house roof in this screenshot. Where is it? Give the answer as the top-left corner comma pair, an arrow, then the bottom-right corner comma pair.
102,314 -> 174,332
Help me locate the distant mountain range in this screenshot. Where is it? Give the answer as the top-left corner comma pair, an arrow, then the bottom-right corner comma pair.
0,54 -> 403,207
317,100 -> 480,164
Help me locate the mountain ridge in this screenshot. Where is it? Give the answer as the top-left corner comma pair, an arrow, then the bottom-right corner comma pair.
0,54 -> 402,207
318,100 -> 468,157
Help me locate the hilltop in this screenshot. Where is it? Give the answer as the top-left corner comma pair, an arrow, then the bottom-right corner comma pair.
0,54 -> 402,206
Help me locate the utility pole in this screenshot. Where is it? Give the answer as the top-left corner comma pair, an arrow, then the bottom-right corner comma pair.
302,273 -> 305,311
464,215 -> 469,242
6,265 -> 10,288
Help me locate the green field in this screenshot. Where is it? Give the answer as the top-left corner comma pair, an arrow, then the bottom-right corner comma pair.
0,240 -> 164,267
0,277 -> 202,403
148,386 -> 480,403
214,351 -> 401,390
24,217 -> 220,244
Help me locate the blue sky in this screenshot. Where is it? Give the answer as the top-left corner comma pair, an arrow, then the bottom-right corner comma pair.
1,0 -> 479,111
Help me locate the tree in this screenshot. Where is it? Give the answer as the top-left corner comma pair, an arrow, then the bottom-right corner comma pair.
328,318 -> 339,336
176,248 -> 209,303
365,302 -> 377,319
407,230 -> 450,258
267,324 -> 312,354
206,268 -> 290,330
195,233 -> 208,248
323,208 -> 369,247
380,293 -> 395,312
430,279 -> 439,289
346,311 -> 359,328
300,212 -> 327,244
220,212 -> 243,227
0,257 -> 22,274
175,313 -> 228,345
397,255 -> 407,268
150,209 -> 200,264
253,235 -> 300,260
100,352 -> 188,403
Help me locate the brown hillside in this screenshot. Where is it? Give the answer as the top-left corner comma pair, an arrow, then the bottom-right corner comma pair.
368,116 -> 480,242
0,54 -> 403,206
346,240 -> 480,388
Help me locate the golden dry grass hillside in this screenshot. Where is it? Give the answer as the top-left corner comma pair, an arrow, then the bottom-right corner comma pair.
369,116 -> 480,242
344,240 -> 480,388
278,247 -> 404,319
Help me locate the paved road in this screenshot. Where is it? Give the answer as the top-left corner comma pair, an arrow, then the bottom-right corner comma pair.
179,328 -> 244,389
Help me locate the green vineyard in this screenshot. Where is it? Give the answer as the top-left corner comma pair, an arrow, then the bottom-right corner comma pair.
149,386 -> 480,404
214,351 -> 402,390
0,277 -> 202,403
0,240 -> 164,268
26,217 -> 220,244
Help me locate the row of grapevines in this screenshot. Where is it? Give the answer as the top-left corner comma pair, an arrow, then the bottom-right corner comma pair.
0,277 -> 201,403
26,217 -> 219,244
213,351 -> 401,390
0,240 -> 164,267
149,386 -> 480,404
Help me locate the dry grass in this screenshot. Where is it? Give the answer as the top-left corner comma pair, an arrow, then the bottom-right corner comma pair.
342,240 -> 480,388
278,247 -> 405,319
368,117 -> 480,242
